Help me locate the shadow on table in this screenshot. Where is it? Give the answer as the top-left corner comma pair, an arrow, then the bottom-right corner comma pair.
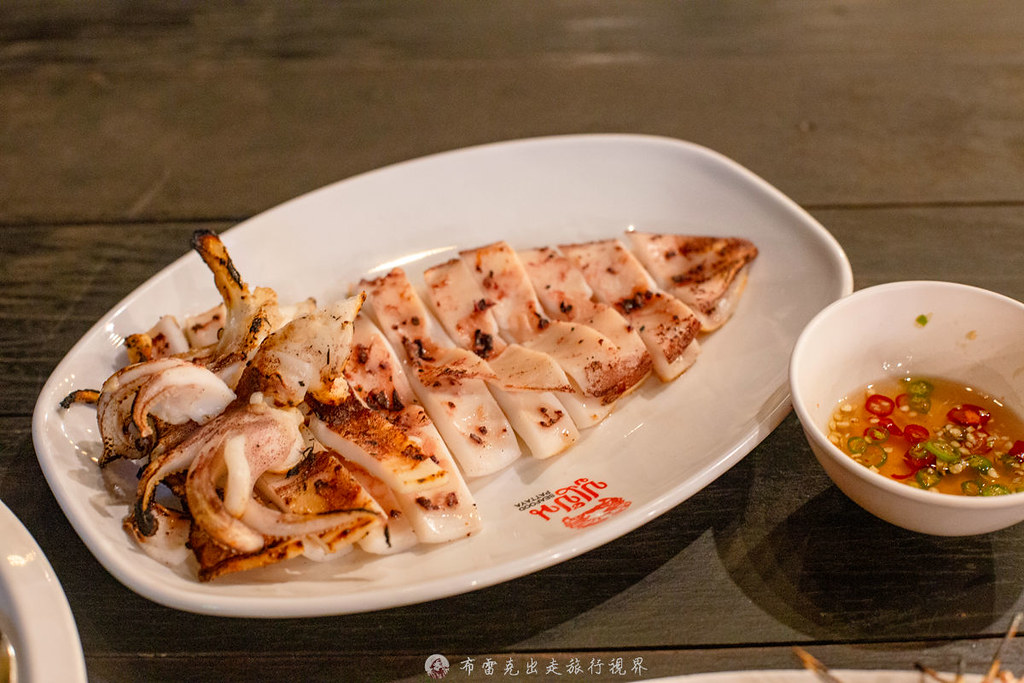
712,430 -> 1024,641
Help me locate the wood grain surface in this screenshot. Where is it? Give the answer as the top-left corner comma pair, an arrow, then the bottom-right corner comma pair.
3,1 -> 1024,681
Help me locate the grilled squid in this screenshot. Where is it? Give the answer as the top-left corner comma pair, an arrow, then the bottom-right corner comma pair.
342,315 -> 482,543
96,357 -> 235,465
627,232 -> 758,332
560,238 -> 702,381
67,226 -> 757,582
233,294 -> 365,406
423,257 -> 579,459
361,267 -> 521,477
458,241 -> 643,424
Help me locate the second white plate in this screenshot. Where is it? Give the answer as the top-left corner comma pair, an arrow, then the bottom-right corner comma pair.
32,134 -> 852,617
0,500 -> 87,682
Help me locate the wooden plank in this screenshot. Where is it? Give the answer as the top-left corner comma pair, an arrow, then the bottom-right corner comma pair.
3,1 -> 1024,224
74,641 -> 1024,682
0,223 -> 227,415
813,206 -> 1024,298
0,223 -> 221,321
7,4 -> 1024,680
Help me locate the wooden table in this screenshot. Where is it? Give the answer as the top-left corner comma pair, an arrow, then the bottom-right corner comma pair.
4,2 -> 1024,681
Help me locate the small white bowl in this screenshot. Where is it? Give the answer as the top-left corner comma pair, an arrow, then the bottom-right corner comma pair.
790,280 -> 1024,536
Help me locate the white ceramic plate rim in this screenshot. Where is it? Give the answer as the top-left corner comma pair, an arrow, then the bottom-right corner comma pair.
32,134 -> 852,617
0,500 -> 87,683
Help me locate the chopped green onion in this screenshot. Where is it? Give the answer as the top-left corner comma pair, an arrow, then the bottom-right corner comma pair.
922,439 -> 959,463
907,395 -> 931,414
916,467 -> 941,488
915,314 -> 929,326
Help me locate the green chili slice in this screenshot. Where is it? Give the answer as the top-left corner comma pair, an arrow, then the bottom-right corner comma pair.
982,483 -> 1011,496
908,395 -> 932,414
967,455 -> 993,472
864,426 -> 889,444
916,467 -> 941,488
906,379 -> 934,396
847,436 -> 867,454
860,443 -> 887,468
909,441 -> 929,460
962,480 -> 983,496
922,439 -> 959,463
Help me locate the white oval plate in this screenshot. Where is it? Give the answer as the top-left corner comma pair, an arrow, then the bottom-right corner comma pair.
32,134 -> 852,617
0,500 -> 87,682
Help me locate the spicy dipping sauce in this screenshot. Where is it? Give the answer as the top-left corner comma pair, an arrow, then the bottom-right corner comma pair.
827,377 -> 1024,496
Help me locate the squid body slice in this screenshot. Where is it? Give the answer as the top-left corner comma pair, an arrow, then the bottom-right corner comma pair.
627,232 -> 759,332
360,267 -> 521,477
423,258 -> 579,459
343,315 -> 482,543
458,241 -> 644,424
559,239 -> 702,382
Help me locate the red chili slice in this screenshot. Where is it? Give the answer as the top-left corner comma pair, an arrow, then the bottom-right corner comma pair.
895,393 -> 911,410
877,417 -> 902,437
946,404 -> 991,427
905,450 -> 936,470
892,450 -> 935,480
903,424 -> 930,444
865,394 -> 895,417
1008,440 -> 1024,462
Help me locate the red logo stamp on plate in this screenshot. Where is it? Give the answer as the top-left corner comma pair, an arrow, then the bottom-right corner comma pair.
562,497 -> 631,529
516,477 -> 631,529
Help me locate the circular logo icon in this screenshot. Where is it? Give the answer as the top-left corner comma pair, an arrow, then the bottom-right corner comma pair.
425,654 -> 450,679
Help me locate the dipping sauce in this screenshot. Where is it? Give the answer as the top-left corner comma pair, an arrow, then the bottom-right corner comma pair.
827,377 -> 1024,495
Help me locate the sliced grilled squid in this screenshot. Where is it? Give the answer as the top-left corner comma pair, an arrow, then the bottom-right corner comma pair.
306,394 -> 449,495
343,315 -> 482,543
361,267 -> 521,477
458,241 -> 644,425
233,294 -> 365,407
627,232 -> 758,332
560,239 -> 702,382
192,450 -> 383,581
338,458 -> 420,555
96,357 -> 236,465
518,245 -> 652,395
423,257 -> 579,459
